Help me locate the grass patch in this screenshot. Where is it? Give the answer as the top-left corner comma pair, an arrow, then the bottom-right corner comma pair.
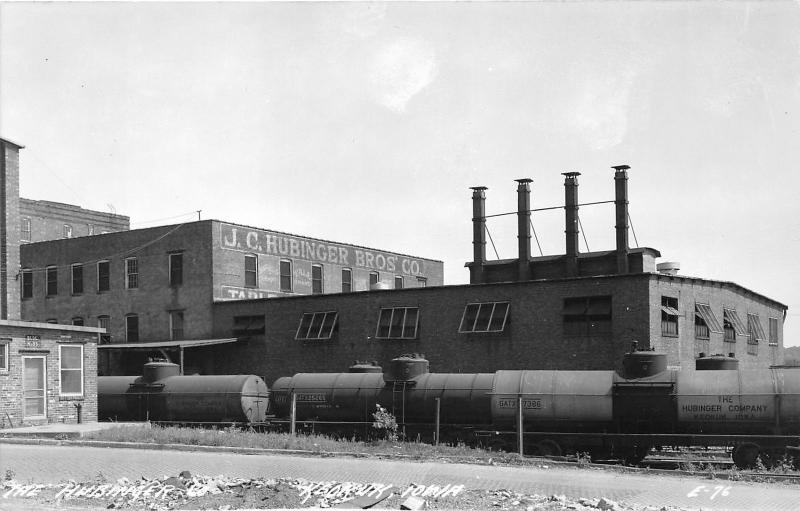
83,424 -> 510,461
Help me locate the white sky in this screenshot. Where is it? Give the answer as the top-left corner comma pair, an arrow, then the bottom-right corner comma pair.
1,2 -> 799,345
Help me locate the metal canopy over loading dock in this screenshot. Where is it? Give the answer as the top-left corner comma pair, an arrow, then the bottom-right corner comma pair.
98,338 -> 240,374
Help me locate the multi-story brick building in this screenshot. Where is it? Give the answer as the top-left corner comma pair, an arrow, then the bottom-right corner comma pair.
20,219 -> 443,374
1,137 -> 101,427
205,169 -> 786,381
19,198 -> 129,243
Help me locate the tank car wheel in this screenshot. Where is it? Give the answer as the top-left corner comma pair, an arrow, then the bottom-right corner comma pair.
534,439 -> 562,457
732,442 -> 761,469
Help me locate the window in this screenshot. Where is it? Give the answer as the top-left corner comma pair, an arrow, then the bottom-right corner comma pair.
723,308 -> 746,343
22,269 -> 33,299
21,217 -> 31,242
295,311 -> 338,340
63,224 -> 73,238
375,307 -> 419,339
170,311 -> 184,341
245,254 -> 258,288
312,264 -> 323,294
72,317 -> 84,326
46,266 -> 58,296
0,340 -> 9,371
394,276 -> 404,289
232,315 -> 265,337
125,257 -> 138,289
341,268 -> 352,293
459,302 -> 510,333
417,277 -> 427,287
71,263 -> 83,294
98,316 -> 111,344
369,272 -> 379,288
563,296 -> 612,337
23,356 -> 46,418
694,303 -> 722,339
125,314 -> 139,343
747,313 -> 765,345
661,296 -> 679,336
169,253 -> 183,286
769,317 -> 779,346
279,259 -> 292,292
59,345 -> 83,396
97,260 -> 110,292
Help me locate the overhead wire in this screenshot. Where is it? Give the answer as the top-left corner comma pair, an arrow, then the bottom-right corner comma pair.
20,222 -> 188,276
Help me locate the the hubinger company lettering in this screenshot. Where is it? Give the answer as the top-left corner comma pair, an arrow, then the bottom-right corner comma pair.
220,224 -> 424,276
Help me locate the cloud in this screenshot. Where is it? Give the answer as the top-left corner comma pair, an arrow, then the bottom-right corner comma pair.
366,37 -> 438,114
568,69 -> 637,151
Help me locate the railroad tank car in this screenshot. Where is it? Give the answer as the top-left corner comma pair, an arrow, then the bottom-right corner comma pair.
98,361 -> 269,423
271,355 -> 494,436
271,351 -> 800,468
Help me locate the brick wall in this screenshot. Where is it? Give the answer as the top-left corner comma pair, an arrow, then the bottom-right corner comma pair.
1,140 -> 21,320
210,273 -> 784,383
649,275 -> 785,370
19,198 -> 130,243
20,222 -> 216,345
0,321 -> 99,427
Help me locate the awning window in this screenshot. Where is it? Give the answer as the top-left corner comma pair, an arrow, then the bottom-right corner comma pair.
747,313 -> 766,342
723,308 -> 747,335
695,303 -> 723,334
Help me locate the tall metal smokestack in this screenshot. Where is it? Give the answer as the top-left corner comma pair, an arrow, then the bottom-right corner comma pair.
563,172 -> 581,277
470,186 -> 488,284
516,178 -> 532,281
612,165 -> 630,274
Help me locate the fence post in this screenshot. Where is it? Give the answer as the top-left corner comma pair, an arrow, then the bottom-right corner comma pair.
434,397 -> 441,446
290,392 -> 297,436
517,395 -> 524,457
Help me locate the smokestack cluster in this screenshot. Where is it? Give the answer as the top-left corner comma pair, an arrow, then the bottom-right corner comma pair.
469,166 -> 633,282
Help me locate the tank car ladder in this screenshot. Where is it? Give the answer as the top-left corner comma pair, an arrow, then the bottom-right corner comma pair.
391,381 -> 407,435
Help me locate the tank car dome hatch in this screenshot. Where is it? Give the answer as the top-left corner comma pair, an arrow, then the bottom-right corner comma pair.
695,353 -> 739,370
348,360 -> 383,373
142,361 -> 180,382
384,353 -> 430,383
621,342 -> 666,379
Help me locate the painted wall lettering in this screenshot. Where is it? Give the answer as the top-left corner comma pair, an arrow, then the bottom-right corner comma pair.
220,223 -> 425,276
219,285 -> 278,301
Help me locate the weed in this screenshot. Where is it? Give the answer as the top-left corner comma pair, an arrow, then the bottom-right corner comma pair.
4,469 -> 15,481
371,405 -> 398,442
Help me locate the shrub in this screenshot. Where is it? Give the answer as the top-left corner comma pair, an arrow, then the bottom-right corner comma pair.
371,405 -> 398,442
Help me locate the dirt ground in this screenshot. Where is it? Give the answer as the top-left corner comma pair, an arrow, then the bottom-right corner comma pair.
1,473 -> 687,511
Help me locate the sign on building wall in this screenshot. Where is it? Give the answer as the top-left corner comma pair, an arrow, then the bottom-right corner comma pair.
219,285 -> 281,301
219,223 -> 426,276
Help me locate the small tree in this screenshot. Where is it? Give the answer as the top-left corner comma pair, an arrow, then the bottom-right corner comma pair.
372,404 -> 398,442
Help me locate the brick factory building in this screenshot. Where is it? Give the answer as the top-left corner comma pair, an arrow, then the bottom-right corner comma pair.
207,169 -> 785,381
1,137 -> 101,427
20,198 -> 129,243
20,219 -> 443,374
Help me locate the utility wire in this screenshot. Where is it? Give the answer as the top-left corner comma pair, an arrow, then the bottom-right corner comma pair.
529,219 -> 544,256
20,223 -> 187,276
577,216 -> 590,252
481,200 -> 615,220
628,212 -> 639,248
485,225 -> 500,260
